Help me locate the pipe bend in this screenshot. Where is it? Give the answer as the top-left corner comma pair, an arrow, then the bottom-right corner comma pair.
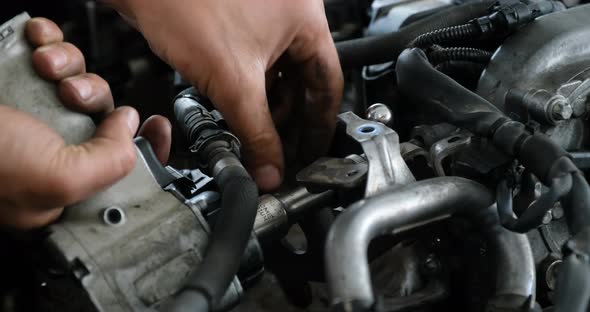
325,177 -> 534,310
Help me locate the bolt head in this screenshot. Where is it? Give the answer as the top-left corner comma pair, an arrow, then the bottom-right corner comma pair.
542,210 -> 553,225
366,103 -> 393,126
552,202 -> 565,220
551,99 -> 573,120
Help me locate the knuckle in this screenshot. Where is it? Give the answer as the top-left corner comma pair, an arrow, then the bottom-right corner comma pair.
87,73 -> 110,90
115,142 -> 137,177
50,173 -> 81,205
62,42 -> 86,67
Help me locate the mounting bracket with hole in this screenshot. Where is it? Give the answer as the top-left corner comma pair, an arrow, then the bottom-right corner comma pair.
338,112 -> 415,197
296,157 -> 369,192
429,132 -> 472,177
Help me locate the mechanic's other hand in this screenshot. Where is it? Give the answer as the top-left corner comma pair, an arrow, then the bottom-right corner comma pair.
105,0 -> 344,191
0,18 -> 170,230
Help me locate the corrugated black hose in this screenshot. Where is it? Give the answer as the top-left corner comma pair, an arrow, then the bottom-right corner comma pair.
335,1 -> 495,68
427,46 -> 492,65
409,24 -> 480,49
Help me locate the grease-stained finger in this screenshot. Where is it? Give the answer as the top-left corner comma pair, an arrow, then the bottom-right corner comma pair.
32,42 -> 86,81
59,73 -> 115,115
26,17 -> 64,47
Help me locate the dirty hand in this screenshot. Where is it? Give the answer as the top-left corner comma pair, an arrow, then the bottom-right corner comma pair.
104,0 -> 344,191
0,18 -> 171,229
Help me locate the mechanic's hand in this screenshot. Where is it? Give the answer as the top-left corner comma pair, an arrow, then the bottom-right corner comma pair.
0,18 -> 171,230
105,0 -> 343,191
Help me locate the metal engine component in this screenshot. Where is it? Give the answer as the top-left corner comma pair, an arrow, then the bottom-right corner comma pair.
325,178 -> 535,311
339,112 -> 415,196
0,13 -> 95,145
365,103 -> 393,127
0,13 -> 226,312
47,142 -> 214,312
367,0 -> 453,35
477,4 -> 590,150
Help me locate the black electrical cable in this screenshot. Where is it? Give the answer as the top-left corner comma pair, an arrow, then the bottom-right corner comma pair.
409,24 -> 480,49
428,46 -> 492,65
335,1 -> 495,68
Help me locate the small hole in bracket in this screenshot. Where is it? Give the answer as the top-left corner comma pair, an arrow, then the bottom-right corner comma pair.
359,126 -> 376,133
347,170 -> 359,177
447,136 -> 461,143
103,207 -> 126,226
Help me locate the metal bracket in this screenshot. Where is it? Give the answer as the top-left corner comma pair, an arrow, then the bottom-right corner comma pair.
296,157 -> 368,192
338,112 -> 415,197
558,79 -> 590,117
429,133 -> 472,177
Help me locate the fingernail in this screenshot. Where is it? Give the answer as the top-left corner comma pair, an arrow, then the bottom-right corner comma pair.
37,45 -> 67,70
65,77 -> 92,101
118,107 -> 139,135
253,165 -> 281,191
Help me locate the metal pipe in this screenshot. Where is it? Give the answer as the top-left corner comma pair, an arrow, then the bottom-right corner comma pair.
254,187 -> 335,240
325,177 -> 535,311
482,205 -> 536,311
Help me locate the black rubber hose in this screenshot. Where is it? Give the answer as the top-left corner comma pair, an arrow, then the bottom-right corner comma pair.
497,175 -> 572,233
168,163 -> 258,311
409,23 -> 480,49
396,48 -> 505,135
562,172 -> 590,234
553,252 -> 590,312
428,46 -> 492,65
335,1 -> 494,68
396,47 -> 590,234
553,228 -> 590,312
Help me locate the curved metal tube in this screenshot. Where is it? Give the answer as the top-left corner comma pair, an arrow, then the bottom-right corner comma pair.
325,177 -> 535,310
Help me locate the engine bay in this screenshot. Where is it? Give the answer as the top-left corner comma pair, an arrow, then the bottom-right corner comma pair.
2,1 -> 590,311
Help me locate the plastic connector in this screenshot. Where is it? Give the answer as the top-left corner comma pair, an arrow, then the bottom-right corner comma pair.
472,0 -> 564,37
173,88 -> 241,169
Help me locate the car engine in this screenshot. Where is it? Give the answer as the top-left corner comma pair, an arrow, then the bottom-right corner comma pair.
1,1 -> 590,311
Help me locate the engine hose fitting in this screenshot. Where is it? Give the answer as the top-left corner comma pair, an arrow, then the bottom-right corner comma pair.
173,87 -> 241,170
409,0 -> 564,49
474,0 -> 565,35
170,87 -> 259,312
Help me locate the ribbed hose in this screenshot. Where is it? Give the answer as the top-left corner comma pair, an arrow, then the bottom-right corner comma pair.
428,47 -> 492,65
335,1 -> 494,68
409,23 -> 480,49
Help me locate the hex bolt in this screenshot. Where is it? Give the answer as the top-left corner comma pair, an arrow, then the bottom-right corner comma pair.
542,209 -> 553,225
552,202 -> 565,220
422,254 -> 441,275
365,103 -> 393,127
551,98 -> 573,121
